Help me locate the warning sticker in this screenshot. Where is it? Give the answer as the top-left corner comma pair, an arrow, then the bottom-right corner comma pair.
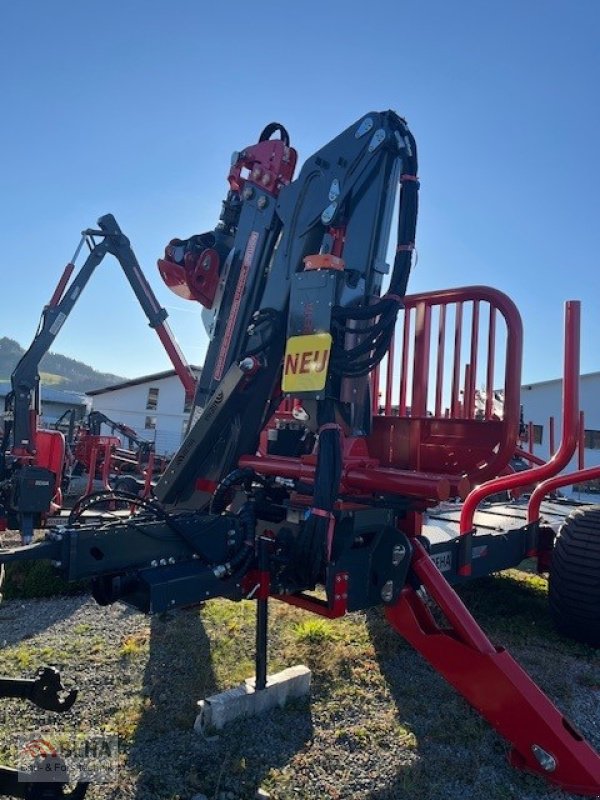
282,333 -> 332,393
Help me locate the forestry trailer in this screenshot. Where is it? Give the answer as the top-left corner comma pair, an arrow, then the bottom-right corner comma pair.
1,111 -> 600,797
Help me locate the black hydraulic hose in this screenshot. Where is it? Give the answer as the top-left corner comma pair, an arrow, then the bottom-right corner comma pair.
67,490 -> 165,523
292,400 -> 342,587
328,119 -> 418,379
210,467 -> 257,514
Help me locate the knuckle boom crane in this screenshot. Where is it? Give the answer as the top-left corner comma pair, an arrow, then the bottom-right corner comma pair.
1,111 -> 599,797
0,215 -> 196,541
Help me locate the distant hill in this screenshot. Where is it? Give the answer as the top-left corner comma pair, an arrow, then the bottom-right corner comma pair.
0,337 -> 127,393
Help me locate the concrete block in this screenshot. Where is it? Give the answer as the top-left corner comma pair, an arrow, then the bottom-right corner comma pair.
194,665 -> 311,733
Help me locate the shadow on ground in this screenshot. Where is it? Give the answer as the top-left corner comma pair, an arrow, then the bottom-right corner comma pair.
129,608 -> 313,800
363,582 -> 566,800
0,594 -> 88,648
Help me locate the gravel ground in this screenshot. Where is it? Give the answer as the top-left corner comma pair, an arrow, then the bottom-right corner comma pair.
0,584 -> 597,800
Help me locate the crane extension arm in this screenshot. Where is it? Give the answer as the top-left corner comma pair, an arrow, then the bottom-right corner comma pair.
86,411 -> 145,448
6,214 -> 196,458
155,111 -> 415,508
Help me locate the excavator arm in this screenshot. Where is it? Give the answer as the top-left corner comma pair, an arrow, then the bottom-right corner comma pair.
0,214 -> 196,539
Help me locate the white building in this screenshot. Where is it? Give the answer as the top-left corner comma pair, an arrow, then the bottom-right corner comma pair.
0,381 -> 90,427
520,371 -> 600,494
87,365 -> 600,490
87,368 -> 200,456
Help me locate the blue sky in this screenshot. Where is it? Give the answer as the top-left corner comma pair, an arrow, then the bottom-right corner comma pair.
1,0 -> 598,383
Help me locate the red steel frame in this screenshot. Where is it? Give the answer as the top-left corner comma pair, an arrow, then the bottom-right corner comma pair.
385,540 -> 600,794
369,286 -> 523,489
460,300 -> 581,537
527,408 -> 600,523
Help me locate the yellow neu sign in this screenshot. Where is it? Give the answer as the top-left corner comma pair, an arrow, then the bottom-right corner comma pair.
282,333 -> 332,393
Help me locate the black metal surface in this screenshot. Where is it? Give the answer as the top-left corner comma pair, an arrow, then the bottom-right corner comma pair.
154,363 -> 248,508
65,513 -> 242,581
0,762 -> 88,799
0,667 -> 77,712
93,559 -> 246,614
255,537 -> 269,691
422,522 -> 540,583
287,270 -> 339,338
11,467 -> 54,514
161,112 -> 416,508
326,509 -> 412,611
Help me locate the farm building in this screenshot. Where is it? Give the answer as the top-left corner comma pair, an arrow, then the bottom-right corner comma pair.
87,367 -> 200,456
86,366 -> 600,492
0,382 -> 90,427
520,370 -> 600,496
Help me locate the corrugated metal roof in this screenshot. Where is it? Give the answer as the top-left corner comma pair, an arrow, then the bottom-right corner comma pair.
522,371 -> 600,390
86,366 -> 201,396
0,381 -> 89,406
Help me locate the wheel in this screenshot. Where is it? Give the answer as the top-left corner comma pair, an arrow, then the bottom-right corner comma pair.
549,505 -> 600,647
112,476 -> 141,495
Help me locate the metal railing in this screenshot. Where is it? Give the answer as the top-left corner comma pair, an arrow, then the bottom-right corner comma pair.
370,286 -> 523,486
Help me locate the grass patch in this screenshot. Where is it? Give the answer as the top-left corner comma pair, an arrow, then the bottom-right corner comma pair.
293,618 -> 339,644
456,567 -> 597,658
120,629 -> 150,659
105,698 -> 150,742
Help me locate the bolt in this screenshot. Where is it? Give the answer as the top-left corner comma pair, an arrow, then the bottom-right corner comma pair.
381,580 -> 394,603
239,357 -> 255,373
531,745 -> 556,772
257,196 -> 268,210
51,560 -> 62,568
392,544 -> 406,566
168,557 -> 176,565
243,187 -> 254,200
151,560 -> 158,567
321,203 -> 336,225
202,257 -> 211,270
159,559 -> 167,566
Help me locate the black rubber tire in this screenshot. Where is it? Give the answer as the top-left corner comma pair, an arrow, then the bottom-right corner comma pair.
549,505 -> 600,647
113,476 -> 141,495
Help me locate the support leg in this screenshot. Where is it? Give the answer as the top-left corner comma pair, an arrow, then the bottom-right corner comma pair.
255,536 -> 270,691
255,595 -> 268,691
386,540 -> 600,796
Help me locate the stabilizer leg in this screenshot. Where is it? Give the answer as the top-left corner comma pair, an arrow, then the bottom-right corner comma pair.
386,541 -> 600,796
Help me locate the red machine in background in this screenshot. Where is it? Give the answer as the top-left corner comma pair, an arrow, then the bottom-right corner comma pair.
0,215 -> 196,540
53,409 -> 167,498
